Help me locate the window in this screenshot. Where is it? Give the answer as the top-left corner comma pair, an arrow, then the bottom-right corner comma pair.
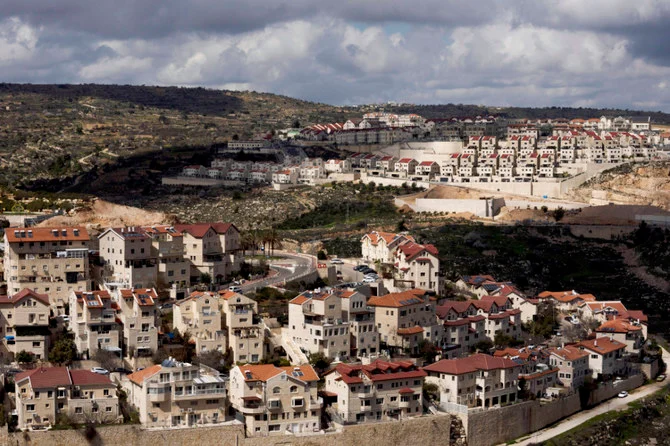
27,404 -> 35,411
273,387 -> 281,394
75,407 -> 83,414
106,407 -> 112,412
290,385 -> 298,393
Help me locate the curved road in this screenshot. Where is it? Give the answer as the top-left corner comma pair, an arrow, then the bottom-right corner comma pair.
240,251 -> 316,292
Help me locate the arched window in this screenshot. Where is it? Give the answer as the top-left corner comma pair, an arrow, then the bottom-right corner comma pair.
273,387 -> 281,394
290,385 -> 298,393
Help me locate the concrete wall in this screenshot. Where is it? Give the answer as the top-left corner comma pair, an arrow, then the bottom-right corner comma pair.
2,414 -> 452,446
413,198 -> 503,217
505,199 -> 585,211
161,177 -> 244,187
360,174 -> 431,189
588,374 -> 645,406
466,395 -> 582,446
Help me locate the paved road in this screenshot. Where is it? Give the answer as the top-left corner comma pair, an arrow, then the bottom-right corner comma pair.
514,347 -> 670,445
240,252 -> 316,292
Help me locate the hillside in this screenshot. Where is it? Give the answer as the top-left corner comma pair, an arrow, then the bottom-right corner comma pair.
568,162 -> 670,210
0,83 -> 669,195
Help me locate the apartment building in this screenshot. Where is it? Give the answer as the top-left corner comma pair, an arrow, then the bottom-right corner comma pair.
220,290 -> 265,363
546,345 -> 589,390
124,359 -> 228,428
0,289 -> 50,361
288,290 -> 350,360
518,366 -> 559,399
368,289 -> 442,355
69,290 -> 121,358
4,227 -> 90,314
360,231 -> 414,264
324,360 -> 426,423
173,291 -> 226,354
576,337 -> 626,379
174,223 -> 242,285
98,227 -> 157,290
229,364 -> 322,436
423,353 -> 522,408
393,242 -> 441,294
143,225 -> 190,299
15,367 -> 119,430
339,290 -> 379,358
115,288 -> 159,358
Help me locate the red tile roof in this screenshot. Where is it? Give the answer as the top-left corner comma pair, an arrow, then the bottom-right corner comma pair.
329,360 -> 425,385
70,369 -> 115,386
173,223 -> 237,238
547,345 -> 588,361
15,367 -> 72,388
596,319 -> 643,334
5,227 -> 89,243
423,353 -> 519,375
128,364 -> 162,385
576,337 -> 626,355
538,290 -> 596,304
0,288 -> 50,306
397,242 -> 438,261
368,289 -> 428,308
397,326 -> 424,335
239,364 -> 318,382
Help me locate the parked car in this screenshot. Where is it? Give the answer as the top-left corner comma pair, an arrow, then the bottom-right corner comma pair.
330,258 -> 344,264
159,303 -> 173,310
354,265 -> 368,271
657,374 -> 667,382
114,367 -> 133,374
91,367 -> 110,375
228,286 -> 242,292
362,276 -> 377,283
617,391 -> 628,398
136,367 -> 145,372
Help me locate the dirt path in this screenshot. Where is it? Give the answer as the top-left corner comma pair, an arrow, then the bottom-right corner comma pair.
617,245 -> 670,293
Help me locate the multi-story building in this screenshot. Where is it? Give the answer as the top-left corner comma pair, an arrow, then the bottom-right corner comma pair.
69,290 -> 122,358
576,337 -> 626,379
15,367 -> 119,430
142,226 -> 190,299
339,289 -> 379,358
324,359 -> 426,423
4,227 -> 90,314
423,353 -> 522,408
0,289 -> 51,361
124,359 -> 228,428
360,231 -> 414,264
173,291 -> 227,354
229,364 -> 322,436
546,345 -> 589,390
98,227 -> 157,290
596,318 -> 645,353
220,290 -> 265,364
393,242 -> 441,294
174,223 -> 243,285
115,288 -> 159,358
394,158 -> 418,175
288,289 -> 350,360
368,289 -> 442,355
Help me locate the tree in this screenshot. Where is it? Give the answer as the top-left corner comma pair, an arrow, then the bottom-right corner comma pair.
417,340 -> 440,363
552,207 -> 565,222
317,250 -> 327,260
48,337 -> 77,365
92,349 -> 121,372
16,350 -> 35,364
518,377 -> 530,400
308,352 -> 332,374
199,272 -> 212,284
396,219 -> 408,232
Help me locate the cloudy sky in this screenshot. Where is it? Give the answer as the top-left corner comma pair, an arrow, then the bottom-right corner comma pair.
1,0 -> 670,110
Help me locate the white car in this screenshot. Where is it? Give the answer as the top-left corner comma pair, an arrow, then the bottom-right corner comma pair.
330,258 -> 344,264
91,367 -> 110,375
362,276 -> 377,283
228,286 -> 242,292
617,391 -> 628,398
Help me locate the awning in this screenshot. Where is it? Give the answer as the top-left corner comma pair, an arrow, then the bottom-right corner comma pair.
241,396 -> 262,401
4,336 -> 14,341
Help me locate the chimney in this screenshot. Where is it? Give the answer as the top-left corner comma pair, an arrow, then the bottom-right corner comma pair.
594,340 -> 598,347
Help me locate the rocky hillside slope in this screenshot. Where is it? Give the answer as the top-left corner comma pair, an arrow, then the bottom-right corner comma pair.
568,162 -> 670,210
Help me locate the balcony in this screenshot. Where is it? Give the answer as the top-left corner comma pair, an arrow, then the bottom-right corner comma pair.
149,392 -> 169,403
357,388 -> 374,398
399,400 -> 411,408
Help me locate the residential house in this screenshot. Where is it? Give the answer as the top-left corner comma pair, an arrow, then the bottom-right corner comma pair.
15,367 -> 119,430
272,170 -> 298,185
394,158 -> 418,175
220,290 -> 264,363
338,290 -> 379,358
596,318 -> 645,353
0,289 -> 51,361
324,360 -> 426,423
173,291 -> 227,354
377,156 -> 397,172
367,289 -> 442,355
360,231 -> 414,264
115,288 -> 159,358
423,353 -> 522,408
124,359 -> 227,428
454,275 -> 497,298
393,242 -> 441,294
143,225 -> 190,298
537,290 -> 596,311
416,161 -> 440,177
324,159 -> 352,174
229,364 -> 321,436
546,345 -> 590,390
4,227 -> 90,314
174,223 -> 243,285
518,366 -> 560,398
182,165 -> 207,177
435,301 -> 486,356
98,227 -> 157,290
288,290 -> 350,360
576,337 -> 626,379
69,290 -> 121,358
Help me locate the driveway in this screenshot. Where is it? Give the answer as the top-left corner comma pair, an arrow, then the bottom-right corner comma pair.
513,347 -> 670,445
